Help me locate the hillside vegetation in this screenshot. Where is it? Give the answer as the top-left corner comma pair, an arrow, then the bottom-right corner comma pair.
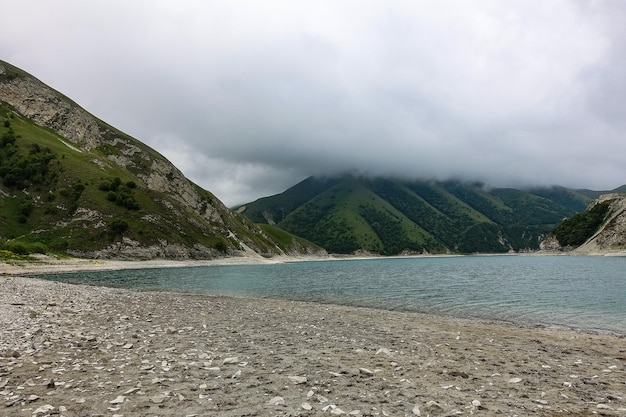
0,60 -> 323,259
238,175 -> 611,255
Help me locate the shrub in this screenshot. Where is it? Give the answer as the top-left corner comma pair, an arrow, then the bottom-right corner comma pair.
28,242 -> 48,254
3,241 -> 29,255
109,219 -> 129,235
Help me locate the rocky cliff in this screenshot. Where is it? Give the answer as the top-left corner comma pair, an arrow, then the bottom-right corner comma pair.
540,193 -> 626,254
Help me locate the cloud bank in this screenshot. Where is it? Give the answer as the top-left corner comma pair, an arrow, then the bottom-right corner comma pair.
1,1 -> 626,205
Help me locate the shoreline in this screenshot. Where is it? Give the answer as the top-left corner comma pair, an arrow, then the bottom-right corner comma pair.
1,275 -> 625,416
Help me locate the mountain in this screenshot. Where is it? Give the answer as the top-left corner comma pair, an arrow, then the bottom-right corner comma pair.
236,175 -> 616,255
0,60 -> 324,259
540,193 -> 626,254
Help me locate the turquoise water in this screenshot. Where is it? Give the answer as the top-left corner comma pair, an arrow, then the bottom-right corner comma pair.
34,255 -> 626,334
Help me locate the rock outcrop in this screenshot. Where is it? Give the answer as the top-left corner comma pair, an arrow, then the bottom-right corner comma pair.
573,194 -> 626,254
540,193 -> 626,254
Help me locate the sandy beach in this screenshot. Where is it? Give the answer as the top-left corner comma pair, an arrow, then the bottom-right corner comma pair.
1,258 -> 625,416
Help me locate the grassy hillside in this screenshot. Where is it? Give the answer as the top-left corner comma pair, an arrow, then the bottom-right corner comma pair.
238,175 -> 602,255
0,61 -> 322,259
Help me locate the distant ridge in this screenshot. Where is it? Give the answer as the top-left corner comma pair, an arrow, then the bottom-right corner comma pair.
237,175 -> 620,255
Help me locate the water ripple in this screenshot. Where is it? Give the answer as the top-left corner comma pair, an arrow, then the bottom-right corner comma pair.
34,255 -> 626,334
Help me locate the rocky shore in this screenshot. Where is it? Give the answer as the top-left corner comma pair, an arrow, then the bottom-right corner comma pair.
1,268 -> 625,416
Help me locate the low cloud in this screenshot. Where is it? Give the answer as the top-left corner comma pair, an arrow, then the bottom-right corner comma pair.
2,1 -> 626,205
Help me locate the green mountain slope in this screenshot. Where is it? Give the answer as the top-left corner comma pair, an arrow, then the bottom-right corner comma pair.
0,60 -> 323,259
238,175 -> 611,255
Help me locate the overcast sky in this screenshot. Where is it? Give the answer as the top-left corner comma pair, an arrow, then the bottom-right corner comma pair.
1,1 -> 625,206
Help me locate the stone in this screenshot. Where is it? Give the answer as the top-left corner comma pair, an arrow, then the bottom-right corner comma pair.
268,396 -> 285,406
222,357 -> 239,364
288,375 -> 308,384
151,395 -> 168,404
424,401 -> 443,412
302,402 -> 313,410
412,404 -> 421,415
32,404 -> 54,415
323,404 -> 345,414
359,368 -> 374,376
376,347 -> 392,356
508,377 -> 522,383
110,395 -> 126,404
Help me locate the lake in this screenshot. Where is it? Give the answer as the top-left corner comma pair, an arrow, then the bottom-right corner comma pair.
34,255 -> 626,334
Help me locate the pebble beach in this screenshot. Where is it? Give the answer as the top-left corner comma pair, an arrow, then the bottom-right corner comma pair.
1,259 -> 625,416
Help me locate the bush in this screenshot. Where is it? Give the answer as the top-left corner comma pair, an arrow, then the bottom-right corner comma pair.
28,242 -> 48,254
109,219 -> 129,235
0,241 -> 49,255
3,241 -> 29,255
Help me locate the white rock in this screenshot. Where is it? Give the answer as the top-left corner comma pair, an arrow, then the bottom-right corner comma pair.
288,375 -> 308,384
472,399 -> 481,407
110,395 -> 126,404
359,368 -> 374,376
508,377 -> 522,383
376,347 -> 392,356
151,395 -> 168,404
302,402 -> 313,410
412,404 -> 421,415
124,387 -> 141,395
222,357 -> 239,364
122,343 -> 133,349
268,396 -> 285,406
32,404 -> 54,415
323,404 -> 346,414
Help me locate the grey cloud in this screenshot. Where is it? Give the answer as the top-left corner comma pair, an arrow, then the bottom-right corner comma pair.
1,1 -> 626,205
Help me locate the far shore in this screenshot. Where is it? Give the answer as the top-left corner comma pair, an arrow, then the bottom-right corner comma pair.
2,249 -> 625,277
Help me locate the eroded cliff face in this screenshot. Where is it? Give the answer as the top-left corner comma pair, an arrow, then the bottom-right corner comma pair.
540,193 -> 626,254
0,63 -> 102,149
0,61 -> 224,226
574,194 -> 626,254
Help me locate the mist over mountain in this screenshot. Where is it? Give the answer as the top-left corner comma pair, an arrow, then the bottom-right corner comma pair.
3,2 -> 626,206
